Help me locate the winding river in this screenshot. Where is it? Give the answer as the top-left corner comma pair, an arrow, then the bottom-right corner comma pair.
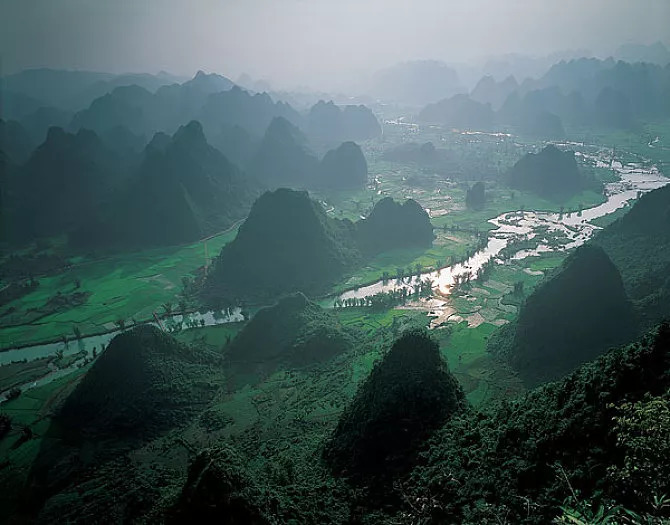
338,152 -> 668,301
1,145 -> 668,398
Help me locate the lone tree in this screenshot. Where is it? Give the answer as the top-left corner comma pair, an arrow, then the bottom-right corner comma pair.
465,181 -> 486,210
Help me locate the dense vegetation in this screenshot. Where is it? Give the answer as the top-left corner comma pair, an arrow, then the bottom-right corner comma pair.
465,181 -> 486,210
170,446 -> 270,524
306,100 -> 381,147
324,329 -> 465,489
17,325 -> 222,522
2,120 -> 257,248
594,182 -> 670,329
88,120 -> 257,247
205,189 -> 434,302
58,324 -> 221,441
205,189 -> 359,302
2,316 -> 670,523
470,75 -> 518,111
505,144 -> 596,200
1,70 -> 381,251
418,94 -> 495,130
227,293 -> 354,372
319,141 -> 368,189
355,197 -> 435,255
2,29 -> 670,525
403,323 -> 670,524
0,118 -> 35,164
8,126 -> 126,242
489,244 -> 637,386
248,117 -> 320,188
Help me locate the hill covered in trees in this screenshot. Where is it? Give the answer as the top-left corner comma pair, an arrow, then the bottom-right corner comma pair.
319,141 -> 368,189
306,100 -> 381,147
248,117 -> 320,188
404,323 -> 670,524
594,182 -> 670,328
470,75 -> 519,111
0,119 -> 35,164
170,446 -> 270,524
4,320 -> 670,523
20,325 -> 222,522
356,197 -> 434,255
198,85 -> 302,138
204,189 -> 359,302
78,120 -> 257,248
488,244 -> 637,386
205,190 -> 434,302
324,329 -> 465,488
58,324 -> 220,441
504,144 -> 595,200
10,126 -> 126,242
3,119 -> 259,249
465,181 -> 486,210
417,94 -> 495,129
227,293 -> 353,378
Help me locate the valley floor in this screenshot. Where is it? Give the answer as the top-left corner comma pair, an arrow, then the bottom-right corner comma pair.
1,121 -> 670,521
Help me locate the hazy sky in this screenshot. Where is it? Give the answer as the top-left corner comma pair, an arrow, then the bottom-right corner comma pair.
2,0 -> 669,90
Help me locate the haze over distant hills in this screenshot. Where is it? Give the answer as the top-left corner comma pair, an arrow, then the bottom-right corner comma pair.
368,60 -> 464,107
3,0 -> 670,521
1,68 -> 187,113
1,69 -> 382,172
614,41 -> 670,65
0,68 -> 383,251
418,57 -> 670,133
2,119 -> 258,249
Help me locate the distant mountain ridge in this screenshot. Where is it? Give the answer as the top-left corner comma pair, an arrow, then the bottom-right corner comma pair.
69,71 -> 238,137
1,68 -> 184,112
614,41 -> 670,65
1,117 -> 258,249
420,58 -> 670,133
370,60 -> 464,106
